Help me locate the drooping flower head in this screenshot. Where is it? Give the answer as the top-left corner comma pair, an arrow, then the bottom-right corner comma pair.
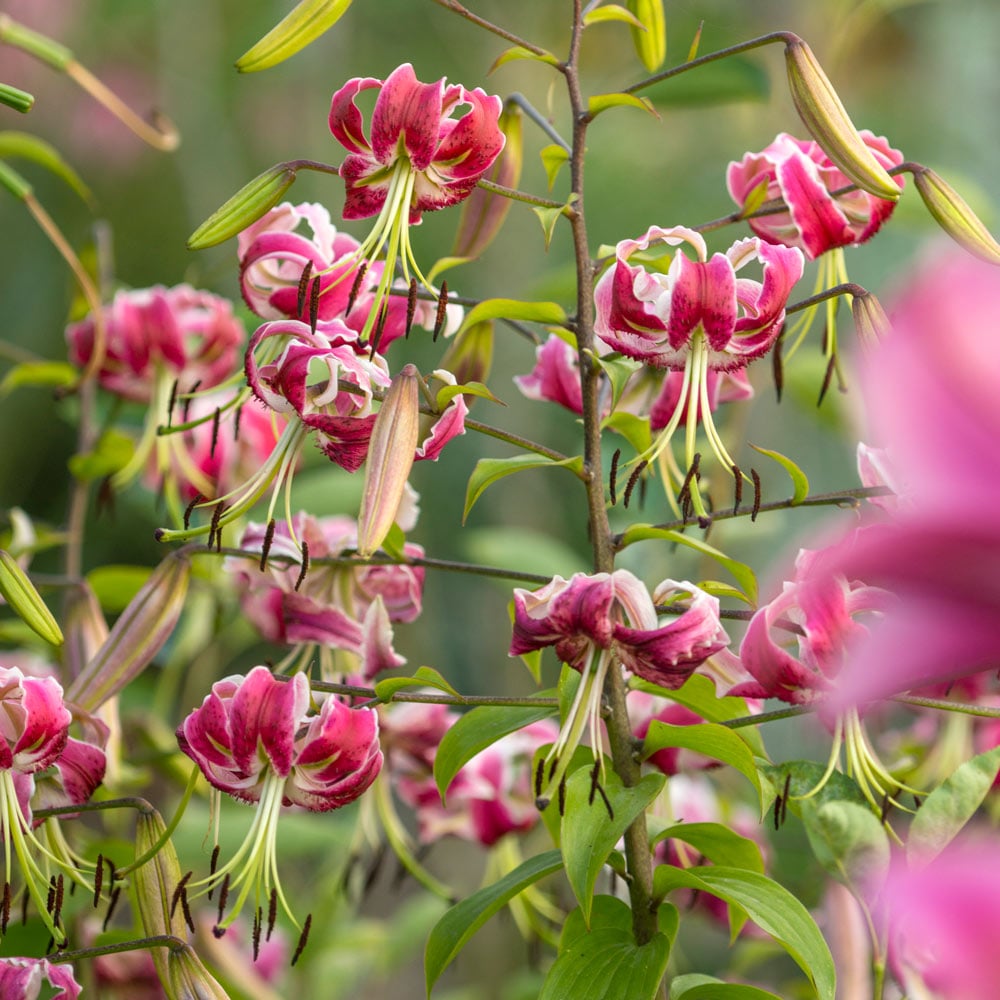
510,571 -> 728,807
228,513 -> 425,679
594,226 -> 803,516
176,667 -> 382,935
328,63 -> 504,337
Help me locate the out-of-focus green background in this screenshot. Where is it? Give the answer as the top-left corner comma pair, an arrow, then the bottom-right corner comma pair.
1,1 -> 998,997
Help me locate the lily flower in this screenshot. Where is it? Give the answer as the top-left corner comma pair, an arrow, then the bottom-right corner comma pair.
176,667 -> 382,936
0,957 -> 81,999
726,131 -> 904,373
227,513 -> 425,679
510,572 -> 728,807
328,63 -> 504,337
594,226 -> 803,515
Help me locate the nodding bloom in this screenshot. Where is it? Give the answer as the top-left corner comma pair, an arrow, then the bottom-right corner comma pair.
0,957 -> 81,999
66,285 -> 246,499
227,513 -> 425,679
510,572 -> 728,808
0,666 -> 106,943
176,667 -> 382,937
328,63 -> 505,335
726,132 -> 904,261
594,226 -> 803,516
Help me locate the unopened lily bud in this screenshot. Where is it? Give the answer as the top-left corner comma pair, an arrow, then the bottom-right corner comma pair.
357,365 -> 421,558
627,0 -> 667,72
453,101 -> 523,260
187,164 -> 297,249
852,290 -> 892,349
236,0 -> 354,73
62,581 -> 108,680
0,82 -> 34,113
0,549 -> 63,646
67,549 -> 191,711
439,319 -> 494,387
784,36 -> 901,201
133,807 -> 190,988
913,166 -> 1000,265
166,943 -> 231,1000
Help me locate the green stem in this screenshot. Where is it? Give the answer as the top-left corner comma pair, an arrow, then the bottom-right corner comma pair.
476,177 -> 569,211
463,415 -> 579,464
428,0 -> 554,58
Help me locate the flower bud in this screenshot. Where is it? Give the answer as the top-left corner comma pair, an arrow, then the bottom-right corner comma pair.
0,549 -> 63,646
0,82 -> 34,113
851,289 -> 892,349
357,365 -> 421,558
66,549 -> 191,711
452,101 -> 523,260
913,166 -> 1000,265
627,0 -> 667,72
236,0 -> 354,73
784,36 -> 901,201
166,944 -> 231,1000
187,164 -> 297,249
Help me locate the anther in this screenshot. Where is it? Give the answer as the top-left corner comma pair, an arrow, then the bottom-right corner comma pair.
370,302 -> 389,359
773,792 -> 783,831
180,888 -> 195,933
534,758 -> 544,800
772,328 -> 785,403
751,468 -> 762,522
294,540 -> 310,592
780,773 -> 791,826
170,871 -> 193,917
346,263 -> 367,317
558,775 -> 568,816
609,448 -> 621,506
103,886 -> 121,931
209,844 -> 221,889
167,379 -> 180,429
210,407 -> 221,460
93,853 -> 104,907
209,503 -> 227,551
46,876 -> 56,915
252,906 -> 262,960
216,873 -> 230,925
97,476 -> 115,519
182,380 -> 201,424
817,353 -> 836,407
595,782 -> 614,821
405,277 -> 418,338
309,274 -> 321,335
623,460 -> 648,509
267,887 -> 278,941
52,875 -> 64,926
433,281 -> 449,342
296,261 -> 314,318
731,464 -> 743,517
260,518 -> 276,572
677,453 -> 702,517
588,760 -> 601,806
291,913 -> 312,966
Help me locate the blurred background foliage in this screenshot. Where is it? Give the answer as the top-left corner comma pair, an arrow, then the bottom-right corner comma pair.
1,1 -> 999,996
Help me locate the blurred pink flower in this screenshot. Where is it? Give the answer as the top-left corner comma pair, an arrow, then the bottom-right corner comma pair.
229,513 -> 424,678
727,132 -> 904,260
0,957 -> 81,1000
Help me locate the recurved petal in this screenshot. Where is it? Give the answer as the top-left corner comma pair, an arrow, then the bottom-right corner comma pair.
230,666 -> 309,778
371,63 -> 445,170
432,86 -> 505,182
14,675 -> 71,773
328,75 -> 381,156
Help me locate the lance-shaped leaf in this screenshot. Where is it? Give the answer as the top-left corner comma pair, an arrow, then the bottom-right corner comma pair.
0,130 -> 93,205
0,549 -> 63,646
626,0 -> 667,72
671,977 -> 784,1000
651,822 -> 765,874
456,297 -> 568,337
425,849 -> 564,993
236,0 -> 353,72
587,92 -> 657,120
749,444 -> 809,505
453,101 -> 523,260
913,166 -> 1000,265
66,549 -> 190,711
784,35 -> 899,200
357,365 -> 420,558
187,163 -> 297,249
463,453 -> 585,523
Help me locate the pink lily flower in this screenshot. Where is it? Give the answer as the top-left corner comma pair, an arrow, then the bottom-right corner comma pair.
176,667 -> 382,934
813,247 -> 1000,712
594,226 -> 803,515
726,132 -> 904,260
228,513 -> 425,678
878,838 -> 1000,999
0,957 -> 81,999
510,571 -> 728,806
328,63 -> 504,338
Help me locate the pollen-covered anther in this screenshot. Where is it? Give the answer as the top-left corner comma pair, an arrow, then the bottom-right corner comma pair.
294,540 -> 309,592
170,870 -> 193,918
609,448 -> 621,506
296,261 -> 314,317
103,885 -> 121,931
291,913 -> 312,966
346,262 -> 368,317
623,460 -> 648,509
751,469 -> 762,521
259,518 -> 276,572
433,281 -> 449,342
405,277 -> 418,337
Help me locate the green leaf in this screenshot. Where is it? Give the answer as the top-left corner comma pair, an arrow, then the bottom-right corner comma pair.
0,131 -> 93,205
907,745 -> 1000,866
643,56 -> 770,107
426,255 -> 471,283
463,453 -> 584,523
489,45 -> 561,72
236,0 -> 353,72
601,412 -> 651,457
561,768 -> 665,924
672,977 -> 783,1000
533,204 -> 565,250
583,4 -> 644,28
749,444 -> 809,504
642,722 -> 764,808
374,665 -> 462,702
458,297 -> 568,336
590,351 -> 641,411
539,927 -> 670,1000
434,700 -> 558,801
653,866 -> 836,1000
540,144 -> 571,190
0,360 -> 77,395
86,565 -> 152,614
652,821 -> 765,875
587,92 -> 658,120
67,429 -> 134,482
560,895 -> 633,950
800,799 -> 891,896
0,551 -> 63,646
425,849 -> 564,994
435,380 -> 502,409
618,525 -> 758,604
